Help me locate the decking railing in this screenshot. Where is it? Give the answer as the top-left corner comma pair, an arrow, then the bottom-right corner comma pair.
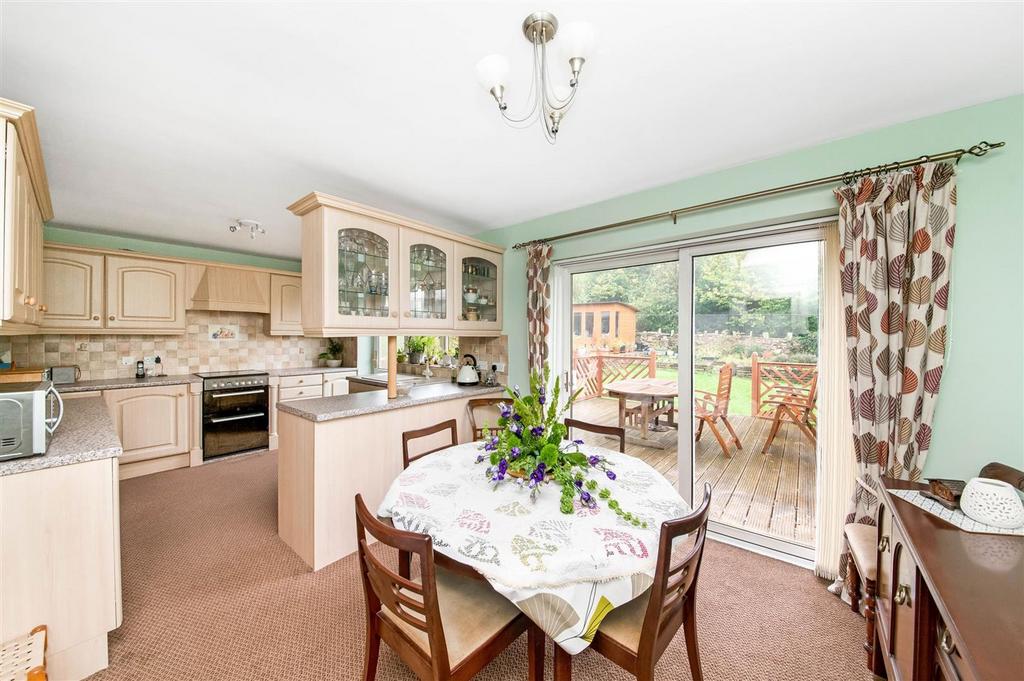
750,352 -> 817,419
572,350 -> 657,400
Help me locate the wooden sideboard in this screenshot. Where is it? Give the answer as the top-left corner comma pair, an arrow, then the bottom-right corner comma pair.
872,479 -> 1024,681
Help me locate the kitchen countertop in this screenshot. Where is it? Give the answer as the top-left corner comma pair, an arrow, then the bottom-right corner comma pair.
0,396 -> 123,476
55,366 -> 357,393
277,382 -> 504,423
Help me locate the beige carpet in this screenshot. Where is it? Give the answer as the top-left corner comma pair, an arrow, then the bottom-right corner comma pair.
91,451 -> 871,681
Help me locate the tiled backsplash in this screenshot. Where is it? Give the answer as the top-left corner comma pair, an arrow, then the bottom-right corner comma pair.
458,335 -> 509,384
0,311 -> 332,380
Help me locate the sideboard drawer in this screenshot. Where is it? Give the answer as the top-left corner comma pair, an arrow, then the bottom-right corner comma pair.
935,619 -> 976,681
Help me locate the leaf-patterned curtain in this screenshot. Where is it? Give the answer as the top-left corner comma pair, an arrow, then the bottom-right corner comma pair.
526,243 -> 554,374
830,161 -> 956,596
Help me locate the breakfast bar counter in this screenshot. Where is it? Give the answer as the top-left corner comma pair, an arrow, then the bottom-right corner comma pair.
276,382 -> 503,570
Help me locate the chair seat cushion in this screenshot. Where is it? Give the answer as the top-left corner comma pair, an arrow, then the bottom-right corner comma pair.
380,566 -> 520,666
594,590 -> 651,654
844,523 -> 878,580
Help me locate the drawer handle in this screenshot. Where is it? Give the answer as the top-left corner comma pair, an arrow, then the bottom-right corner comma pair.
92,315 -> 100,321
894,584 -> 910,606
878,536 -> 889,552
939,628 -> 955,655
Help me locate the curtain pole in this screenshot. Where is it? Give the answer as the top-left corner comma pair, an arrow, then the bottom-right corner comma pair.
511,140 -> 1005,250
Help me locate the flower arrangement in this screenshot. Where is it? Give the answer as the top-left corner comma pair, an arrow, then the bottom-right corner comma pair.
476,365 -> 646,527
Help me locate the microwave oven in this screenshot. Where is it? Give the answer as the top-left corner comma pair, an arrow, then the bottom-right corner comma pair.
0,381 -> 64,462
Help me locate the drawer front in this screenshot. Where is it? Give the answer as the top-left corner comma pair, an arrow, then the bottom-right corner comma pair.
279,385 -> 323,402
279,373 -> 323,389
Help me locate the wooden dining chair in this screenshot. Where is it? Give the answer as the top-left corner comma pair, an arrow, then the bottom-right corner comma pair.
760,374 -> 818,453
402,419 -> 458,469
694,363 -> 742,457
564,417 -> 626,453
354,495 -> 542,681
584,483 -> 713,681
467,398 -> 506,440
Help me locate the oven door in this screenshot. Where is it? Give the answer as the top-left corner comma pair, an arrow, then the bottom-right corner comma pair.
203,387 -> 269,458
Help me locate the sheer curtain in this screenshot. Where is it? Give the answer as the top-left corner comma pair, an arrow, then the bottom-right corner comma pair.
815,222 -> 857,579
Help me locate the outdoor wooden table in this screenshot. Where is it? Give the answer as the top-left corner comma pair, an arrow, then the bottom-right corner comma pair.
378,441 -> 690,680
604,378 -> 678,440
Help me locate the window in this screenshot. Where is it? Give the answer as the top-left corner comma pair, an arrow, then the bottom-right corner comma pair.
601,311 -> 611,335
585,312 -> 594,336
615,311 -> 620,336
573,312 -> 582,336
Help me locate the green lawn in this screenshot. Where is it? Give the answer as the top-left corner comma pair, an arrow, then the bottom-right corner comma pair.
654,366 -> 753,416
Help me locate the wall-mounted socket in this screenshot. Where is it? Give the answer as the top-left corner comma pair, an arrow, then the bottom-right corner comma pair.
120,356 -> 134,366
494,362 -> 506,373
143,356 -> 156,366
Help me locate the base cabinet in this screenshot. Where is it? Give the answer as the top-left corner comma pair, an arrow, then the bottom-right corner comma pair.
0,457 -> 121,680
103,384 -> 190,479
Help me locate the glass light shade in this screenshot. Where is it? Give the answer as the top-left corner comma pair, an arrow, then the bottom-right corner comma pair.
476,54 -> 510,90
559,21 -> 597,59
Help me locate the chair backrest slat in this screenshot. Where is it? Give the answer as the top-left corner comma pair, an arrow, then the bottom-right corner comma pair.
638,483 -> 712,660
467,398 -> 507,440
564,418 -> 626,453
401,419 -> 458,469
714,363 -> 735,416
354,494 -> 452,674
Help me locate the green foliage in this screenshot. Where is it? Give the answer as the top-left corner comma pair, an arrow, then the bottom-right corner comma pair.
318,337 -> 344,361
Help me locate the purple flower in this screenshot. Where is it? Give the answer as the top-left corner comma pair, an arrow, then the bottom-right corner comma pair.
510,446 -> 521,459
588,455 -> 600,466
530,425 -> 545,437
581,491 -> 592,503
510,423 -> 523,437
538,394 -> 546,406
512,413 -> 522,422
498,402 -> 512,418
498,458 -> 508,475
572,439 -> 584,446
475,454 -> 484,463
574,479 -> 583,488
606,470 -> 617,481
483,436 -> 499,452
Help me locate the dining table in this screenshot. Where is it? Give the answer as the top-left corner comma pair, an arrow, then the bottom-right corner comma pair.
377,441 -> 691,680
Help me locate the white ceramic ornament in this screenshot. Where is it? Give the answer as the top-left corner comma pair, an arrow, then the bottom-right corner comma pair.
960,477 -> 1024,529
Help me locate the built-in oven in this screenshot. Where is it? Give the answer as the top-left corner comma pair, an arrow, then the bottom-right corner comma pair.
197,371 -> 270,459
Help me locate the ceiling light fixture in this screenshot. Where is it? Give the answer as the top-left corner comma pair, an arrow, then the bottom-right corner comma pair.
476,12 -> 596,144
229,218 -> 265,240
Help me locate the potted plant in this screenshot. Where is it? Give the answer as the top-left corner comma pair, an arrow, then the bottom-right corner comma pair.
405,336 -> 428,365
318,338 -> 344,368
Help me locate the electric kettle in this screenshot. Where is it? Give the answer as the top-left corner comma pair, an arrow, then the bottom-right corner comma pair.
457,354 -> 480,386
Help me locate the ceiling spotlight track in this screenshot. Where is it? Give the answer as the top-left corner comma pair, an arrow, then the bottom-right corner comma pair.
476,11 -> 596,144
229,218 -> 265,240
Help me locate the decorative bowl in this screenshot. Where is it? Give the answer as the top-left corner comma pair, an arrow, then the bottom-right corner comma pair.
960,477 -> 1024,529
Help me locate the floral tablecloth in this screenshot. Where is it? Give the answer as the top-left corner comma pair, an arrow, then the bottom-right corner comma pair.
378,442 -> 689,654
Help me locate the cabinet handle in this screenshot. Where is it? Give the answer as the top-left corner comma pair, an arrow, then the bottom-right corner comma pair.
893,584 -> 910,606
38,304 -> 47,312
109,315 -> 116,321
878,536 -> 889,552
391,311 -> 398,318
403,311 -> 411,317
93,315 -> 100,321
939,627 -> 955,655
26,296 -> 36,306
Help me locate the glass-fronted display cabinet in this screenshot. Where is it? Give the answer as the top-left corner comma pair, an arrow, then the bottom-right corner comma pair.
399,232 -> 454,329
455,243 -> 502,331
327,217 -> 400,330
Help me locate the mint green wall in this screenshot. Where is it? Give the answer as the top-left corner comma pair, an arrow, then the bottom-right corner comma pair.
44,225 -> 301,272
478,96 -> 1023,480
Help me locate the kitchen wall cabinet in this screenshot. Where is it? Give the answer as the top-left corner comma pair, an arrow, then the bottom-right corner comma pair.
1,118 -> 47,334
41,248 -> 105,329
266,274 -> 303,335
454,242 -> 502,332
289,192 -> 504,337
105,255 -> 187,331
103,384 -> 190,479
399,229 -> 455,330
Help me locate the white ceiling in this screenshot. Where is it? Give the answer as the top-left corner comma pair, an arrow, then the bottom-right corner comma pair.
2,2 -> 1021,259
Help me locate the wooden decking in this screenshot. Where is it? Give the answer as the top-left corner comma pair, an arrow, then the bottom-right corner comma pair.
571,397 -> 815,547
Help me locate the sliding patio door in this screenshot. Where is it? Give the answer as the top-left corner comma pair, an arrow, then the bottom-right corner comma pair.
678,229 -> 824,560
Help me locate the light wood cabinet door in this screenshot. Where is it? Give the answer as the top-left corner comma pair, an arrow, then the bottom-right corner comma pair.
103,384 -> 189,463
324,375 -> 350,396
454,242 -> 502,332
104,255 -> 186,330
267,274 -> 303,335
399,229 -> 455,329
1,121 -> 44,328
41,248 -> 105,328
